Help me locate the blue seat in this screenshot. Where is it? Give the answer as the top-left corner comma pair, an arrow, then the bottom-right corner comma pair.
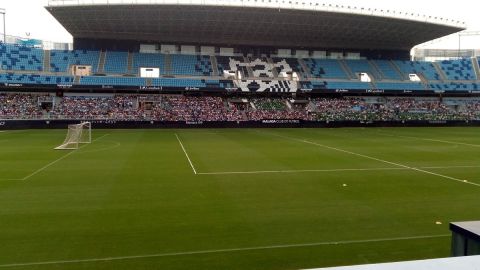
438,59 -> 476,80
50,50 -> 100,73
104,51 -> 128,74
0,43 -> 44,71
303,59 -> 348,79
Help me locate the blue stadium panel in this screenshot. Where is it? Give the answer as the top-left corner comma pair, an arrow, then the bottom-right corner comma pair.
323,81 -> 372,90
50,50 -> 100,73
104,51 -> 128,74
151,78 -> 209,88
0,43 -> 44,71
376,82 -> 425,91
303,59 -> 349,79
429,83 -> 480,91
0,73 -> 73,84
373,60 -> 404,80
393,61 -> 440,80
300,81 -> 327,89
132,53 -> 165,75
438,59 -> 476,80
344,60 -> 380,79
171,54 -> 213,76
79,76 -> 146,86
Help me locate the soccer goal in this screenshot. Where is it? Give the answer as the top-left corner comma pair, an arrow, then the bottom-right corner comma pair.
54,122 -> 92,150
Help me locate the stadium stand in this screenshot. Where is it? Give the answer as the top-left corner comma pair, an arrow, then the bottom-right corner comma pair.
372,60 -> 404,80
429,82 -> 480,91
0,43 -> 44,71
344,60 -> 381,79
132,53 -> 165,75
80,76 -> 145,86
376,82 -> 425,91
103,51 -> 129,74
0,72 -> 73,84
170,54 -> 214,76
438,59 -> 477,80
50,50 -> 100,73
302,59 -> 349,79
392,60 -> 441,80
3,93 -> 479,122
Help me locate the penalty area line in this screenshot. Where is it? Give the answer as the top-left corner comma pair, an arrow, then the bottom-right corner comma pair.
0,234 -> 449,268
175,133 -> 197,175
261,131 -> 480,188
197,165 -> 480,176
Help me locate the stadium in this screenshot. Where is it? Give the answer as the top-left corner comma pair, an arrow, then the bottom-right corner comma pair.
1,0 -> 480,269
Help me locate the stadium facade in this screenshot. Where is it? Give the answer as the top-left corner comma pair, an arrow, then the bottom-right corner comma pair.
1,1 -> 480,129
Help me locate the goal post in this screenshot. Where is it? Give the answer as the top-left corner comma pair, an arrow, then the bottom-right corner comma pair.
54,122 -> 92,150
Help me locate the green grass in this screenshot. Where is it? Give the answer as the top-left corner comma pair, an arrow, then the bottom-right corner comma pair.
1,127 -> 480,270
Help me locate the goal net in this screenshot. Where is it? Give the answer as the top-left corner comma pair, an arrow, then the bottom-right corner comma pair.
54,122 -> 92,150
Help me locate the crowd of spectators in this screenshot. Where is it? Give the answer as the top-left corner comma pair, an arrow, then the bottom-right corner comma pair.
0,93 -> 45,119
1,93 -> 480,122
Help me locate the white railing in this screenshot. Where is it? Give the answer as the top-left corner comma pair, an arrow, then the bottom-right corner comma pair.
47,0 -> 465,29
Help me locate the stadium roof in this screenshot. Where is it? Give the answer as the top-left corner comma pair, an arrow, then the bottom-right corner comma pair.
46,0 -> 466,51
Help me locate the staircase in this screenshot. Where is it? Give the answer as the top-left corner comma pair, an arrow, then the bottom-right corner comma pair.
210,56 -> 219,76
339,60 -> 356,79
417,74 -> 430,89
97,50 -> 106,74
127,52 -> 134,74
368,60 -> 384,80
244,56 -> 254,78
145,78 -> 153,87
307,101 -> 318,112
267,58 -> 280,78
433,62 -> 448,81
298,58 -> 312,78
472,57 -> 480,80
389,60 -> 407,80
164,54 -> 172,75
43,50 -> 51,72
74,76 -> 81,84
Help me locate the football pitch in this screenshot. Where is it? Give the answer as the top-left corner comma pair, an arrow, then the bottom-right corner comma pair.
1,127 -> 480,270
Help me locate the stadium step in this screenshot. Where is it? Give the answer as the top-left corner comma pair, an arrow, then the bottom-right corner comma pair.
389,60 -> 408,80
472,57 -> 480,80
127,52 -> 134,74
266,58 -> 280,78
368,60 -> 384,80
433,62 -> 448,81
298,59 -> 312,78
74,75 -> 81,84
97,51 -> 106,74
244,56 -> 254,78
43,50 -> 51,72
164,54 -> 172,75
339,59 -> 356,79
210,56 -> 219,76
145,78 -> 152,86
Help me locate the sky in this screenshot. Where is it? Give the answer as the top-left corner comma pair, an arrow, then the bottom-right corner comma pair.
0,0 -> 479,49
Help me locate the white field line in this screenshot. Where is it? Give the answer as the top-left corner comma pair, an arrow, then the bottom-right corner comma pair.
0,134 -> 109,182
197,167 -> 404,175
263,132 -> 480,187
376,131 -> 480,148
0,234 -> 449,268
197,165 -> 480,175
175,133 -> 197,175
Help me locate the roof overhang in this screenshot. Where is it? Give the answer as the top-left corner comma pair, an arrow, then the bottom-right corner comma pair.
46,2 -> 466,51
